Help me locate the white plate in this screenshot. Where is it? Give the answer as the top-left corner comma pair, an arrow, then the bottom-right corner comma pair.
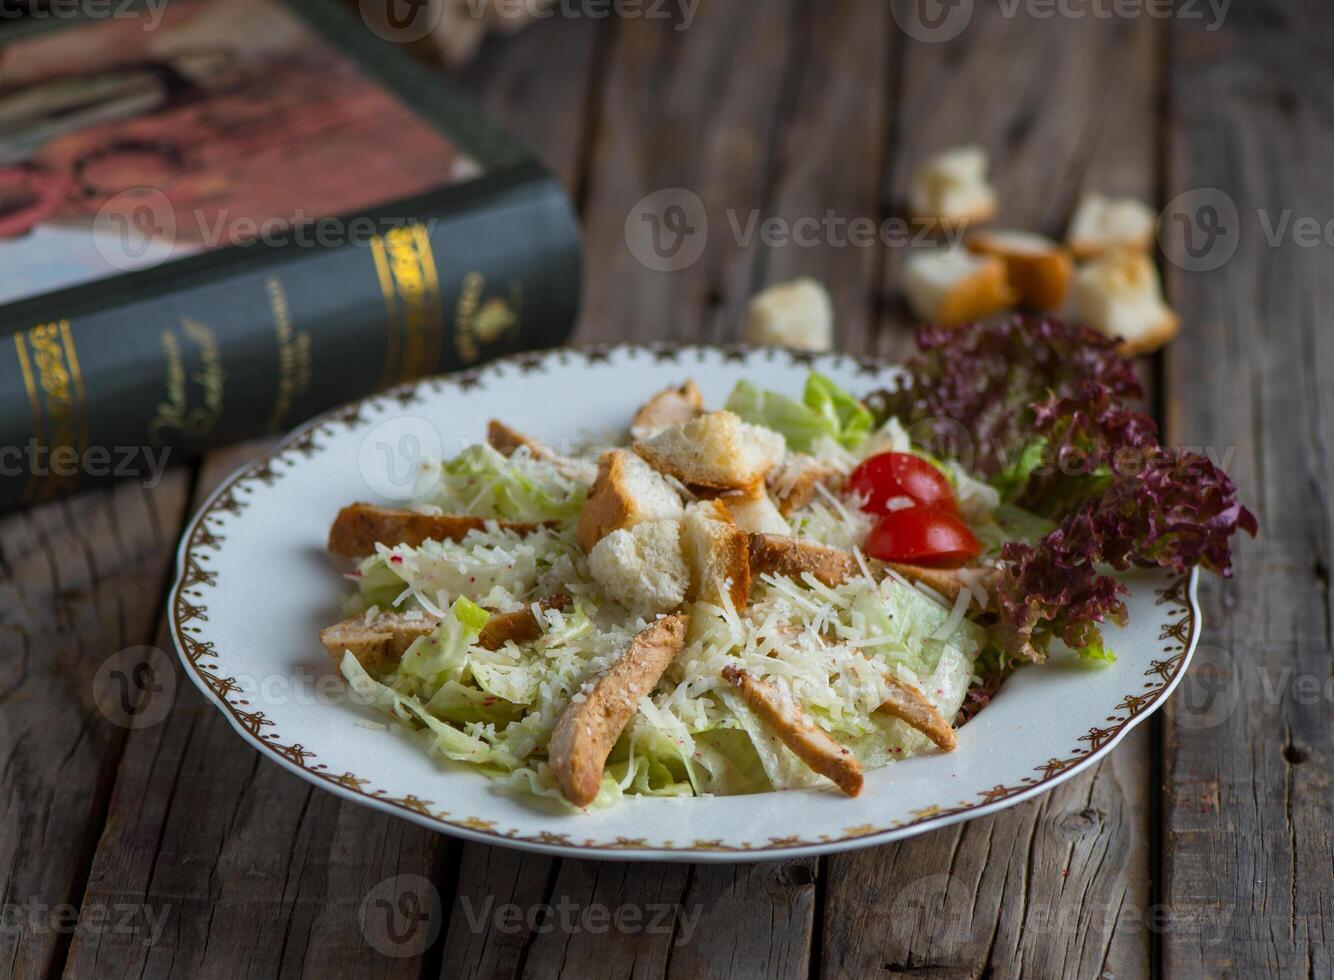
169,346 -> 1200,862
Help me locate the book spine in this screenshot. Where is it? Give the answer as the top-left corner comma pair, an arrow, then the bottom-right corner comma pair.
0,169 -> 580,512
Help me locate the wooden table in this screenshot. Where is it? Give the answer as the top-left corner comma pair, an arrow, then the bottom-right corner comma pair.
4,2 -> 1331,976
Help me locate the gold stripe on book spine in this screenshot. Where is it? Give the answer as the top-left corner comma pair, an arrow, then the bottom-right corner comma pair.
13,333 -> 43,503
370,224 -> 445,386
59,319 -> 89,454
370,235 -> 401,390
15,320 -> 89,501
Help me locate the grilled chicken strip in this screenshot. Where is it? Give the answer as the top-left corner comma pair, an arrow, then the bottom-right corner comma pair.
747,533 -> 996,606
746,533 -> 867,587
548,614 -> 689,807
876,672 -> 958,752
720,665 -> 864,796
320,596 -> 571,675
886,562 -> 999,607
328,503 -> 546,558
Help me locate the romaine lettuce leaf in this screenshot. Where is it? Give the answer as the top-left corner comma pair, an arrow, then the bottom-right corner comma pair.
725,372 -> 873,452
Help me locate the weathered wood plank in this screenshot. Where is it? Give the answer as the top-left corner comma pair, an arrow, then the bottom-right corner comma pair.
826,9 -> 1163,979
520,860 -> 691,979
454,10 -> 604,192
751,0 -> 892,350
575,0 -> 801,345
0,471 -> 191,979
663,860 -> 818,980
824,731 -> 1152,979
1161,2 -> 1334,976
439,845 -> 557,979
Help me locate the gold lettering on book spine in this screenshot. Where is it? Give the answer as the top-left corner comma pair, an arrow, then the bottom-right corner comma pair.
150,317 -> 227,445
454,272 -> 521,365
370,224 -> 444,386
13,320 -> 88,501
266,275 -> 312,431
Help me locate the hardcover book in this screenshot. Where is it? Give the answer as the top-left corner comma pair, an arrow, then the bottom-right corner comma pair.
0,0 -> 581,511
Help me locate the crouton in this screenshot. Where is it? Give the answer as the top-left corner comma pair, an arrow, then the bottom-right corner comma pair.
319,611 -> 436,678
549,614 -> 689,806
634,411 -> 786,490
767,454 -> 840,516
747,533 -> 868,588
1071,249 -> 1180,355
966,229 -> 1074,311
908,145 -> 997,228
876,672 -> 958,752
743,277 -> 834,352
629,381 -> 705,441
588,520 -> 689,614
1066,193 -> 1157,260
328,504 -> 546,558
477,594 -> 570,650
716,481 -> 790,536
576,449 -> 684,552
902,248 -> 1017,327
721,665 -> 863,796
681,500 -> 751,610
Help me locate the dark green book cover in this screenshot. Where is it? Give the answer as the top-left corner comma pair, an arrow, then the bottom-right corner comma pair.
0,0 -> 581,511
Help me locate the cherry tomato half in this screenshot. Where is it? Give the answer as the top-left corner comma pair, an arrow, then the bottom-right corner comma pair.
846,452 -> 957,515
864,507 -> 981,567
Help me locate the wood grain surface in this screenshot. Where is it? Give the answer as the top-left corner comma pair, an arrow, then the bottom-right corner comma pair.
2,2 -> 1329,978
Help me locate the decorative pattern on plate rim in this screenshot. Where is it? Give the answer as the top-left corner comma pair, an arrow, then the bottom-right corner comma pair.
170,344 -> 1200,855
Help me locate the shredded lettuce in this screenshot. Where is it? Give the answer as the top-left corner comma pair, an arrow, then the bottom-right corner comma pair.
342,651 -> 521,773
334,379 -> 1004,808
349,526 -> 567,617
416,443 -> 587,523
